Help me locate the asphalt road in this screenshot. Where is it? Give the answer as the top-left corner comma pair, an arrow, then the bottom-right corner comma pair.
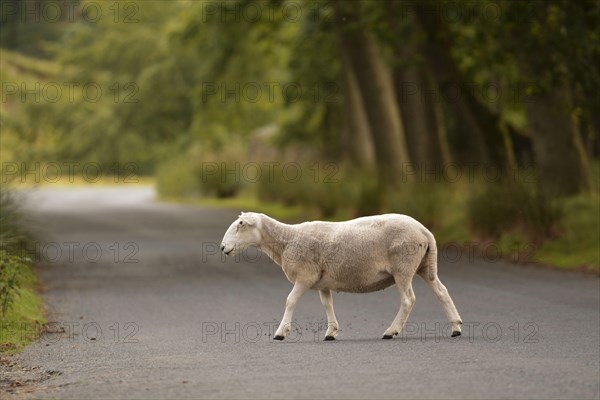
10,187 -> 600,399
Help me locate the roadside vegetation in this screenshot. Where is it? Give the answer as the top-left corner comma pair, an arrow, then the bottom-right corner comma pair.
156,156 -> 599,273
0,190 -> 45,354
2,0 -> 598,274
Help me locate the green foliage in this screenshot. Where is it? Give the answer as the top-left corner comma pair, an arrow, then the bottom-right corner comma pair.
467,180 -> 564,239
276,1 -> 344,155
0,190 -> 31,253
388,183 -> 452,230
304,178 -> 357,219
155,156 -> 201,199
0,250 -> 30,316
2,0 -> 598,271
0,189 -> 36,315
0,268 -> 44,354
256,167 -> 308,207
353,176 -> 384,217
0,189 -> 44,353
535,195 -> 599,272
3,0 -> 306,172
0,0 -> 69,57
256,164 -> 363,218
196,144 -> 248,199
156,140 -> 248,199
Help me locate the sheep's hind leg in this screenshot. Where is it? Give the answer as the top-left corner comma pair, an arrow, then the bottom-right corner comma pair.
382,276 -> 416,339
420,274 -> 463,337
274,283 -> 309,341
319,289 -> 339,341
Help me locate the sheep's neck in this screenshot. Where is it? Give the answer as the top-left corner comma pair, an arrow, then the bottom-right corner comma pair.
258,216 -> 295,267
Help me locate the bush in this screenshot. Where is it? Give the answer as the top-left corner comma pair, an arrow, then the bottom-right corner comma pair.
387,183 -> 452,229
156,141 -> 247,199
195,141 -> 248,198
0,190 -> 29,249
353,174 -> 384,217
155,156 -> 201,199
305,178 -> 358,219
199,160 -> 244,198
0,189 -> 35,316
256,164 -> 366,219
535,194 -> 600,271
256,169 -> 304,206
0,250 -> 30,316
467,181 -> 563,239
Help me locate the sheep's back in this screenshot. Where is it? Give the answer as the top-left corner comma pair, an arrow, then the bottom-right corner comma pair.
291,214 -> 431,268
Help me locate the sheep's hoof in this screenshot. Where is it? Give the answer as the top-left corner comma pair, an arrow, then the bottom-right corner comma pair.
382,335 -> 394,340
324,336 -> 336,341
273,335 -> 285,341
451,331 -> 461,337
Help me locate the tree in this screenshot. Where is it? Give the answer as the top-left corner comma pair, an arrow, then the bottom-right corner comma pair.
335,0 -> 412,186
381,1 -> 451,170
412,0 -> 509,169
340,47 -> 376,168
498,0 -> 594,195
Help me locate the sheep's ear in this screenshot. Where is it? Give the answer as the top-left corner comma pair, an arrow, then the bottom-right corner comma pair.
241,214 -> 256,226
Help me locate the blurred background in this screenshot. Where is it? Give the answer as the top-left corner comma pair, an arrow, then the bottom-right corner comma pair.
1,0 -> 599,271
1,3 -> 600,396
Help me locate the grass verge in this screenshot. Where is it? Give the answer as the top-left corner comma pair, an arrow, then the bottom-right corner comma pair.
0,189 -> 46,355
534,195 -> 600,273
0,264 -> 45,355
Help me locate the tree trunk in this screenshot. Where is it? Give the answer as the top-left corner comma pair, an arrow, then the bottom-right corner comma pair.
384,0 -> 451,173
340,47 -> 376,169
413,2 -> 508,169
3,0 -> 21,49
335,1 -> 411,186
523,77 -> 588,196
394,56 -> 451,171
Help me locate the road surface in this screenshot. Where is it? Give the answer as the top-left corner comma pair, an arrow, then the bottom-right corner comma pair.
7,187 -> 600,399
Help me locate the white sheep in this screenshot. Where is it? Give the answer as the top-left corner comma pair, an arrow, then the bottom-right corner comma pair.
220,212 -> 462,341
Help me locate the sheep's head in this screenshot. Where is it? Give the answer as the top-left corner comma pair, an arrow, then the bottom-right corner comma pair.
220,212 -> 262,256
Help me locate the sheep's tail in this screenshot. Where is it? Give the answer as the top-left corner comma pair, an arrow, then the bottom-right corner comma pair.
419,231 -> 438,282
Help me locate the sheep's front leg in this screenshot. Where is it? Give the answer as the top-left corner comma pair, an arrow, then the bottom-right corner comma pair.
382,276 -> 416,339
274,283 -> 309,340
319,289 -> 339,341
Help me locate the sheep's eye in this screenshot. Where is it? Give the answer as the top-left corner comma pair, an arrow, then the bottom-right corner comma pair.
238,220 -> 243,225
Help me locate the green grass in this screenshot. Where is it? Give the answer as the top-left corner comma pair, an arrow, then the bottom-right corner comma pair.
535,195 -> 600,273
0,265 -> 45,355
0,189 -> 46,354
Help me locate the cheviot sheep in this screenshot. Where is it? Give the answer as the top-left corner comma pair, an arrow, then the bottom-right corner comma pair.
220,212 -> 462,341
